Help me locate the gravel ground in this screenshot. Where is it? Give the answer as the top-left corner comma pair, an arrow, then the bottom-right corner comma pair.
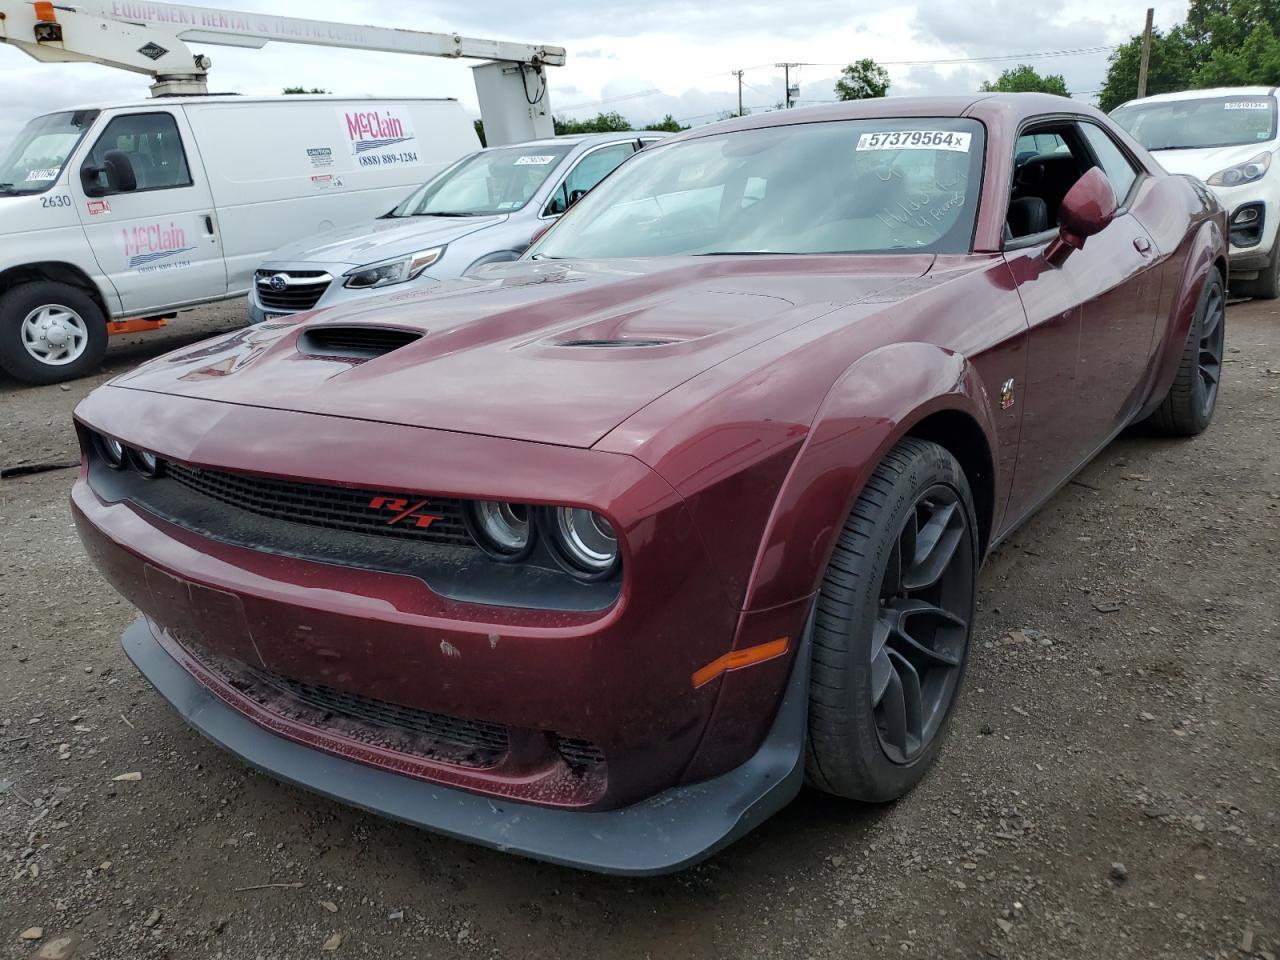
1,297 -> 1277,960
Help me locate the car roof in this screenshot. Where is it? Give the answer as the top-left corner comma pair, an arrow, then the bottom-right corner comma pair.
1117,86 -> 1278,108
663,93 -> 1112,144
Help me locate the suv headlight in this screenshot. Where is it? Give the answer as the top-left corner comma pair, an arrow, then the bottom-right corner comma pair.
343,247 -> 445,289
1206,152 -> 1271,187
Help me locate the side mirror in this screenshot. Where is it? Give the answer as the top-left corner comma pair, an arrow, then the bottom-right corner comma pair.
566,188 -> 588,209
80,150 -> 137,197
1046,167 -> 1117,266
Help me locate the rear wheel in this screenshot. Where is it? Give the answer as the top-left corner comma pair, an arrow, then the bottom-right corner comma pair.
1147,268 -> 1225,437
805,438 -> 978,802
0,281 -> 108,385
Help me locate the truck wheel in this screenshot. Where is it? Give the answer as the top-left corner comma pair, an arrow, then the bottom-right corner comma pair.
0,281 -> 108,385
805,438 -> 978,803
1147,268 -> 1225,437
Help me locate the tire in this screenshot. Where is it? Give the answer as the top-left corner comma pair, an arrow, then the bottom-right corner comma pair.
1147,268 -> 1225,437
805,437 -> 979,803
1235,252 -> 1279,300
0,281 -> 108,385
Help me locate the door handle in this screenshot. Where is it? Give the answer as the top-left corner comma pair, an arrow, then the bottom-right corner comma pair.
203,214 -> 215,235
1133,236 -> 1152,255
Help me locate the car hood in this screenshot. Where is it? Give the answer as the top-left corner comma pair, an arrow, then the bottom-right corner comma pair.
1149,143 -> 1273,181
113,255 -> 935,448
263,214 -> 509,266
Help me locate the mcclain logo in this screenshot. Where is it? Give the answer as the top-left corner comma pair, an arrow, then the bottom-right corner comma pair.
344,110 -> 413,154
121,222 -> 195,268
367,495 -> 441,529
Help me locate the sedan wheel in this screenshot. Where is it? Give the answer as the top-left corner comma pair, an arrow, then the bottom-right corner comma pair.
806,438 -> 978,803
1148,267 -> 1225,437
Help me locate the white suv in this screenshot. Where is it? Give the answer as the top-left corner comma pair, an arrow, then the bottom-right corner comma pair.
1113,86 -> 1280,297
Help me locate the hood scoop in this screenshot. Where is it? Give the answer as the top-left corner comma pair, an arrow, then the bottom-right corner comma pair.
554,337 -> 677,348
299,326 -> 423,361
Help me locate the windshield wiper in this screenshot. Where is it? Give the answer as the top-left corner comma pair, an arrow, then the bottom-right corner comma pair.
693,250 -> 777,256
416,211 -> 482,217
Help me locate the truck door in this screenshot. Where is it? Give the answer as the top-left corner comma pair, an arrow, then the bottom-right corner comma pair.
72,110 -> 226,314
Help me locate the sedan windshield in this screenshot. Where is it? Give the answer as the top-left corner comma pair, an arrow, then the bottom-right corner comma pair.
390,143 -> 574,217
1112,96 -> 1278,150
0,110 -> 99,196
531,118 -> 985,259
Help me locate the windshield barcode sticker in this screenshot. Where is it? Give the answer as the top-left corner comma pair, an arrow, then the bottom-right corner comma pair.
1225,101 -> 1270,110
857,131 -> 972,152
514,155 -> 556,165
25,168 -> 59,181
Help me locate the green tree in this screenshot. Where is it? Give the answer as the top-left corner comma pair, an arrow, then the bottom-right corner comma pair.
282,86 -> 329,94
1098,28 -> 1197,111
643,114 -> 689,132
835,58 -> 890,100
553,111 -> 633,135
1194,21 -> 1280,86
1100,0 -> 1280,110
980,64 -> 1070,96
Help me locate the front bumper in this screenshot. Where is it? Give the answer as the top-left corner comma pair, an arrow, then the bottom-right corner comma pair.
123,614 -> 809,874
249,262 -> 442,323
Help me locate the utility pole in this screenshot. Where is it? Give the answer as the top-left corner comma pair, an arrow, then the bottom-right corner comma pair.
732,69 -> 744,116
776,62 -> 800,108
1137,7 -> 1154,99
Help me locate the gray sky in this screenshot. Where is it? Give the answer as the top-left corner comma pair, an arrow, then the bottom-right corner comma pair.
0,0 -> 1192,149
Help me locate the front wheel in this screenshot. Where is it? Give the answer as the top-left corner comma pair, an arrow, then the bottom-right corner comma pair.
0,281 -> 108,385
1147,268 -> 1225,437
805,438 -> 978,803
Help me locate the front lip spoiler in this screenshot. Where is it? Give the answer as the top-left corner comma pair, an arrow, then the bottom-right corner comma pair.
122,613 -> 812,876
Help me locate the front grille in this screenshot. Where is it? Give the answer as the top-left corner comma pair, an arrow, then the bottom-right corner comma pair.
186,644 -> 509,768
165,462 -> 474,547
255,269 -> 331,311
555,736 -> 606,770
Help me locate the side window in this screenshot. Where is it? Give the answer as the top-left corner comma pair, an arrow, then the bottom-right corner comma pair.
1007,124 -> 1095,240
545,142 -> 636,216
86,112 -> 191,192
1078,123 -> 1139,205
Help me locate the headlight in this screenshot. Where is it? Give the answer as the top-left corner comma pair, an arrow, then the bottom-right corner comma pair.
94,433 -> 126,469
130,448 -> 164,478
1206,152 -> 1271,187
546,506 -> 619,579
343,247 -> 445,289
466,500 -> 533,561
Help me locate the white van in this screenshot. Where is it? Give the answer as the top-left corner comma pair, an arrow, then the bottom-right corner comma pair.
0,95 -> 478,383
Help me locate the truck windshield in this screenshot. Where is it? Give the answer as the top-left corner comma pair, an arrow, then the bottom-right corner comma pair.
0,110 -> 100,196
390,143 -> 574,217
1112,96 -> 1278,150
531,118 -> 985,259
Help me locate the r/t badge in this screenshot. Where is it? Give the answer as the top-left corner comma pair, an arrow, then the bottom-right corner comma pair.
1000,378 -> 1016,410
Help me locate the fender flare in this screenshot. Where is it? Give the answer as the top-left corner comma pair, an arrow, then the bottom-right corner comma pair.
742,340 -> 1000,612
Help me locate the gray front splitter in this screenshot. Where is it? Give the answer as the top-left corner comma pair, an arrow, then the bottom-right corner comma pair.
122,614 -> 811,875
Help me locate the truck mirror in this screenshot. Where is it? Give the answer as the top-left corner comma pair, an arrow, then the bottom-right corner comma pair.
81,150 -> 137,197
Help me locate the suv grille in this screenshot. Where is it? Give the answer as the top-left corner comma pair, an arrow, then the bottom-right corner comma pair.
255,269 -> 331,312
165,462 -> 473,547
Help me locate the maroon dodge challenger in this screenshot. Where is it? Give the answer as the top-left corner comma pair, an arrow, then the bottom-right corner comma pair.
71,94 -> 1226,873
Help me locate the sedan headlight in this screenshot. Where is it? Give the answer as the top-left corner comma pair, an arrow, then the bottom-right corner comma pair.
545,507 -> 620,579
343,247 -> 445,289
1206,152 -> 1271,187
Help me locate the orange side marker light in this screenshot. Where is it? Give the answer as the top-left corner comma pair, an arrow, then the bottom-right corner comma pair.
33,1 -> 57,22
691,637 -> 790,689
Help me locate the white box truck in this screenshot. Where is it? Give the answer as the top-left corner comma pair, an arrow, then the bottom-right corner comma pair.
0,95 -> 479,383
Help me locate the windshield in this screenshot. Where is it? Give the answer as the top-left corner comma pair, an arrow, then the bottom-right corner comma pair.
531,119 -> 985,259
1112,96 -> 1278,150
390,143 -> 574,216
0,110 -> 99,196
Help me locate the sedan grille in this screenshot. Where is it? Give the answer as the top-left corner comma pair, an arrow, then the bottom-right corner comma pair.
255,269 -> 331,312
165,462 -> 474,547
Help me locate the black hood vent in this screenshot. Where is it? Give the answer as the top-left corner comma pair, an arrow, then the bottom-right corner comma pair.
554,337 -> 675,348
299,326 -> 422,360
